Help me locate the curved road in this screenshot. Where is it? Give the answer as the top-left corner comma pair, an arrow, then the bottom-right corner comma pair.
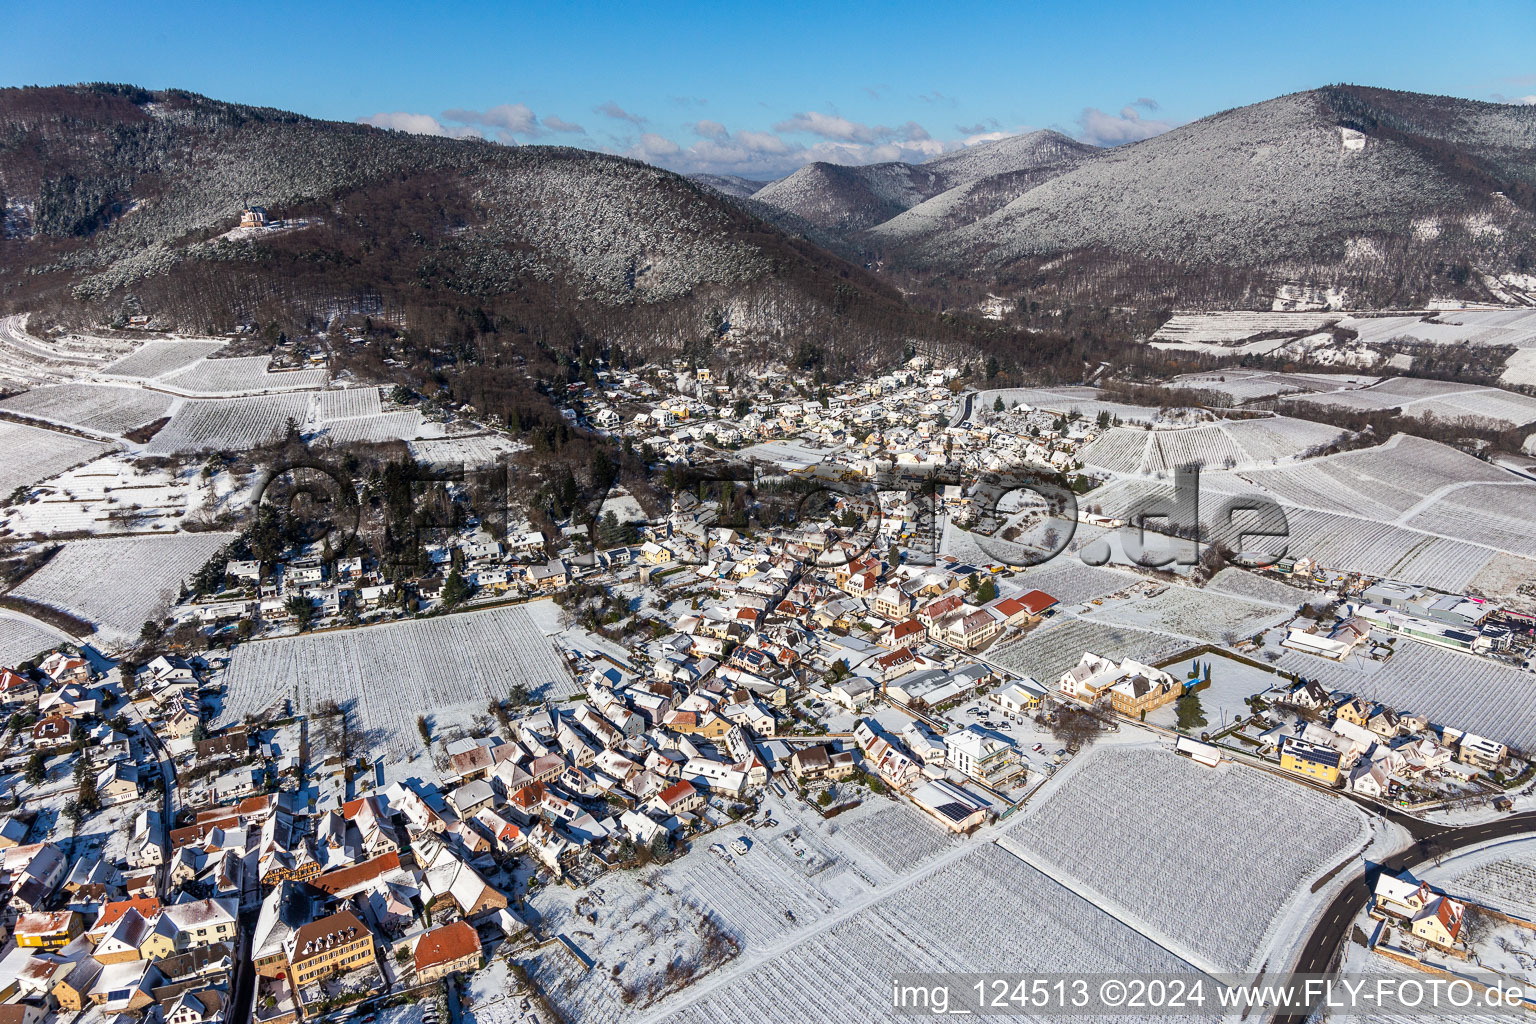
1278,809 -> 1536,1024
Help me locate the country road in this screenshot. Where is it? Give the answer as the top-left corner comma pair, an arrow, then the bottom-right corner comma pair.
1277,810 -> 1536,1024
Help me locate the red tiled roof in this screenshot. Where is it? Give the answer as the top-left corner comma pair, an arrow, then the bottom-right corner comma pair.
93,896 -> 161,932
310,852 -> 401,895
413,920 -> 481,973
657,779 -> 696,806
1018,589 -> 1058,614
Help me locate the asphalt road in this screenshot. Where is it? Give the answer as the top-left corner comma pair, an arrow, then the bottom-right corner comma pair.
1278,809 -> 1536,1024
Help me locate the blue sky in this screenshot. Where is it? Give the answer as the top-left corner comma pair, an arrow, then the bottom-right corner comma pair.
8,0 -> 1535,178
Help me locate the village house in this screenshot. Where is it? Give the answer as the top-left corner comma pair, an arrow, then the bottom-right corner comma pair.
412,920 -> 483,982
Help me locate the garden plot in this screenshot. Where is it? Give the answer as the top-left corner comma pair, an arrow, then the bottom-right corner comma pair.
658,842 -> 1208,1024
0,383 -> 175,436
408,433 -> 528,468
160,355 -> 328,394
999,745 -> 1371,973
314,387 -> 383,421
311,411 -> 424,445
989,616 -> 1188,683
217,604 -> 573,760
529,867 -> 740,1024
0,611 -> 69,665
1081,586 -> 1291,644
7,533 -> 234,647
144,393 -> 315,453
0,421 -> 115,499
1272,642 -> 1536,753
99,339 -> 227,380
0,454 -> 219,536
665,842 -> 836,948
1147,653 -> 1284,733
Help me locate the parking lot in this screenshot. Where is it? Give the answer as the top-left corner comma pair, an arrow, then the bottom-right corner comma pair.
933,694 -> 1068,778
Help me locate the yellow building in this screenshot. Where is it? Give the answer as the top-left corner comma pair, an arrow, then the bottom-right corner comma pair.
285,911 -> 376,989
15,910 -> 80,950
1279,739 -> 1342,786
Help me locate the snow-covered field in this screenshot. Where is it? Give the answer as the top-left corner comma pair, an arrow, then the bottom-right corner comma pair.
1289,376 -> 1536,428
1080,418 -> 1344,475
972,386 -> 1159,425
1080,586 -> 1293,644
314,387 -> 383,420
160,355 -> 328,394
0,383 -> 175,436
656,841 -> 1208,1024
217,603 -> 574,759
144,393 -> 315,453
0,314 -> 135,387
1446,849 -> 1536,920
1002,558 -> 1141,607
0,454 -> 229,536
408,433 -> 528,468
0,611 -> 70,665
999,745 -> 1371,973
989,615 -> 1189,682
312,411 -> 424,445
7,533 -> 234,647
98,339 -> 228,380
1082,435 -> 1536,596
1203,566 -> 1312,607
1273,642 -> 1536,752
1154,312 -> 1340,345
1170,368 -> 1379,403
0,421 -> 115,498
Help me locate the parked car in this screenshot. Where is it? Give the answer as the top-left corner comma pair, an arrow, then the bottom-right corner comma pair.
732,836 -> 751,855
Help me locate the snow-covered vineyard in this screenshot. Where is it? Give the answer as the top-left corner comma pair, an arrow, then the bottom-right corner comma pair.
7,533 -> 235,645
0,382 -> 176,436
0,420 -> 115,497
217,602 -> 576,758
143,392 -> 317,453
657,841 -> 1210,1024
1082,434 -> 1536,596
990,616 -> 1189,682
999,745 -> 1372,973
0,612 -> 70,665
1078,416 -> 1344,474
158,354 -> 329,394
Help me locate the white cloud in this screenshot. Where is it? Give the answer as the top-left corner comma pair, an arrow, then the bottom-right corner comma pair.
774,111 -> 881,143
437,103 -> 586,142
358,112 -> 483,139
693,119 -> 729,140
595,101 -> 647,126
1075,103 -> 1179,146
444,103 -> 538,135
